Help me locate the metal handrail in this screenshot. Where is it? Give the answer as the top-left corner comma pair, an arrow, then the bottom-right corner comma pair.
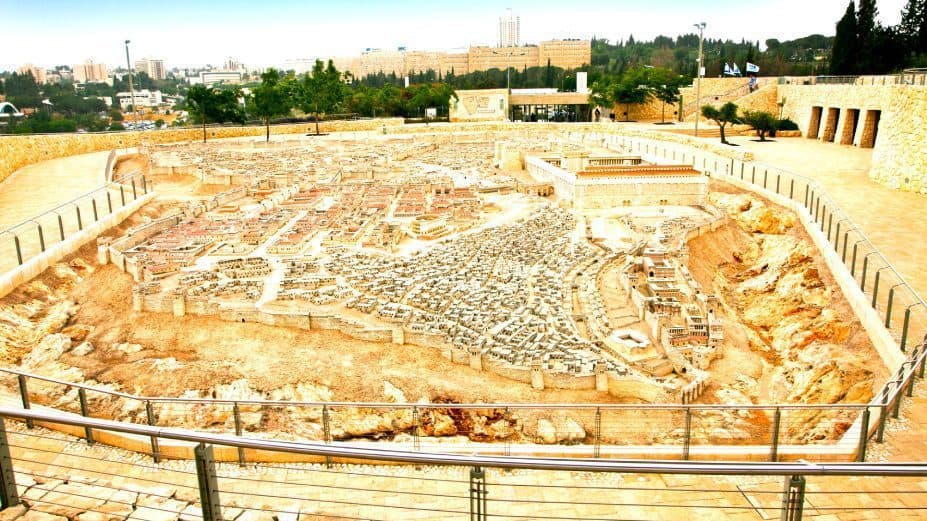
0,170 -> 148,238
0,366 -> 877,410
3,405 -> 927,475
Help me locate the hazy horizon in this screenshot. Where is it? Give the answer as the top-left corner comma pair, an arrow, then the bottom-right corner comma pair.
1,0 -> 906,72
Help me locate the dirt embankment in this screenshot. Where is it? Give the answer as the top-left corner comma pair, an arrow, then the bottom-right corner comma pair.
687,184 -> 886,442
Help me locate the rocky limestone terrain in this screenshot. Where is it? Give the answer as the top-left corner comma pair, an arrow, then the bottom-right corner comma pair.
685,189 -> 884,443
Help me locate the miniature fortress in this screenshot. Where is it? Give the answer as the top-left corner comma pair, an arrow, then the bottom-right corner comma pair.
100,134 -> 727,403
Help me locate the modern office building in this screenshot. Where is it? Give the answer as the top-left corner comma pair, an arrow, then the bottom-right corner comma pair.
135,58 -> 166,80
73,60 -> 109,84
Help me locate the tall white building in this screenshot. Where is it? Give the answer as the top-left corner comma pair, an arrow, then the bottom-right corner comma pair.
498,9 -> 520,47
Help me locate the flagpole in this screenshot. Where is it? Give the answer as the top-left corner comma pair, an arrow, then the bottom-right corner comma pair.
694,22 -> 706,138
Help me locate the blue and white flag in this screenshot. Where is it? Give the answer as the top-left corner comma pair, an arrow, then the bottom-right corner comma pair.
732,63 -> 742,76
723,63 -> 733,76
746,62 -> 760,73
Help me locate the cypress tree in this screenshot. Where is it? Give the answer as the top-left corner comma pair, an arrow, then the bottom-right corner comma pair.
900,0 -> 927,53
832,1 -> 859,74
857,0 -> 878,72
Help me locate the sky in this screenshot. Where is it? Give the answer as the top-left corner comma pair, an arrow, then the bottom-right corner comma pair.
0,0 -> 908,72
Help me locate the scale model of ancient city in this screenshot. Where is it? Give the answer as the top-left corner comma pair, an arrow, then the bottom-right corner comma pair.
0,127 -> 871,450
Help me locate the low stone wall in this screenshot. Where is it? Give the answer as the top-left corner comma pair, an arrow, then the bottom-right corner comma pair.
0,119 -> 404,185
0,192 -> 154,299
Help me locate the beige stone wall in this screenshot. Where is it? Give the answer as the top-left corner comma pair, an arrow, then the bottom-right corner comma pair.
779,84 -> 927,193
0,119 -> 403,186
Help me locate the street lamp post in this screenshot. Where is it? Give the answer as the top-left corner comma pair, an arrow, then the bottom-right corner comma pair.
124,40 -> 138,127
693,22 -> 706,138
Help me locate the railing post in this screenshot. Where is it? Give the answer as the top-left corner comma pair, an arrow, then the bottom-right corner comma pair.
145,400 -> 160,463
142,175 -> 149,194
826,212 -> 833,239
789,179 -> 795,200
908,348 -> 919,398
92,199 -> 99,221
412,405 -> 421,452
75,205 -> 82,231
36,223 -> 45,253
877,387 -> 889,443
120,185 -> 126,206
872,268 -> 886,309
322,404 -> 332,468
131,179 -> 137,200
776,174 -> 781,194
751,166 -> 756,184
594,407 -> 602,459
13,235 -> 22,266
885,284 -> 903,328
763,170 -> 768,189
78,388 -> 94,445
682,408 -> 692,460
233,402 -> 245,466
770,407 -> 781,462
740,163 -> 745,180
851,242 -> 860,277
469,466 -> 487,521
0,419 -> 21,509
901,308 -> 912,352
781,475 -> 806,521
106,191 -> 113,213
857,407 -> 871,462
17,375 -> 32,429
57,214 -> 65,241
194,443 -> 222,521
861,254 -> 871,291
804,185 -> 809,208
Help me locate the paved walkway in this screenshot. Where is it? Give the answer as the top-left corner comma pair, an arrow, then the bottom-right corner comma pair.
0,150 -> 110,231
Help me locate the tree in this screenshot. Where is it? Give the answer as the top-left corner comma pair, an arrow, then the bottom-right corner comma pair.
741,110 -> 778,141
900,0 -> 927,54
250,69 -> 292,142
612,68 -> 652,121
857,0 -> 879,72
185,84 -> 245,142
154,119 -> 164,129
701,102 -> 740,145
109,109 -> 123,122
291,60 -> 348,134
648,67 -> 686,124
832,2 -> 859,74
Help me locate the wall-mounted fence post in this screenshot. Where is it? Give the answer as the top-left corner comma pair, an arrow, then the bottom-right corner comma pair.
131,179 -> 137,200
857,407 -> 871,462
740,163 -> 745,180
92,199 -> 99,221
322,405 -> 332,468
815,198 -> 821,224
75,205 -> 82,231
781,475 -> 806,521
861,253 -> 877,291
233,402 -> 245,466
106,191 -> 113,213
593,407 -> 602,459
789,179 -> 795,200
751,166 -> 756,184
142,175 -> 149,194
412,406 -> 421,452
770,408 -> 781,462
872,267 -> 888,309
682,408 -> 692,460
194,443 -> 222,521
851,242 -> 861,277
826,213 -> 833,239
469,466 -> 487,521
776,174 -> 781,194
144,400 -> 160,463
78,388 -> 93,444
842,232 -> 850,262
36,223 -> 45,253
877,387 -> 889,443
894,371 -> 908,419
818,205 -> 826,231
0,419 -> 21,509
56,214 -> 65,241
884,284 -> 904,328
13,235 -> 22,266
17,376 -> 31,429
804,185 -> 809,208
730,158 -> 734,175
908,348 -> 920,398
763,170 -> 768,189
119,185 -> 126,206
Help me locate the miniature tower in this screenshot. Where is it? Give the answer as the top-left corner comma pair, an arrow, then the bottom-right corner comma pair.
595,360 -> 608,392
468,345 -> 483,371
531,360 -> 545,390
172,288 -> 186,317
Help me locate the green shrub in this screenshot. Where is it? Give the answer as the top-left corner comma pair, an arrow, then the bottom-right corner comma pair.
777,118 -> 799,131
